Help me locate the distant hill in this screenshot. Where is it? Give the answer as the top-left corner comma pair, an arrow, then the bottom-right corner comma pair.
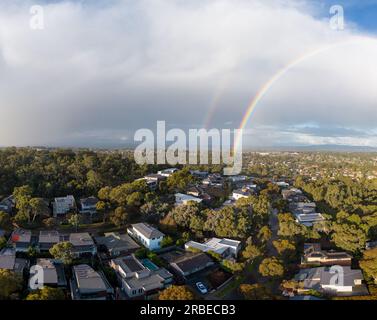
246,145 -> 377,152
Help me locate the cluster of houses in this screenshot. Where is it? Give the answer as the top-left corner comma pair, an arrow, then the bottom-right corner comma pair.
3,168 -> 372,301
285,243 -> 368,298
104,222 -> 240,299
0,220 -> 242,300
0,228 -> 114,300
52,195 -> 98,217
282,187 -> 326,227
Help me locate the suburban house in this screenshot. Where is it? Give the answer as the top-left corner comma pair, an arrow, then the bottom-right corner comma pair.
232,188 -> 253,201
290,202 -> 317,215
295,213 -> 325,227
95,232 -> 140,258
38,230 -> 60,252
127,223 -> 164,251
366,241 -> 377,250
69,233 -> 97,257
157,168 -> 178,177
175,193 -> 203,206
79,196 -> 98,215
0,195 -> 15,213
53,195 -> 76,217
142,174 -> 167,190
301,243 -> 352,266
189,170 -> 209,178
228,175 -> 248,183
110,254 -> 173,299
70,264 -> 113,300
186,186 -> 204,198
0,248 -> 28,274
294,266 -> 366,295
185,238 -> 242,259
275,181 -> 290,188
169,252 -> 214,278
202,173 -> 224,186
10,229 -> 32,252
28,259 -> 67,289
282,188 -> 303,201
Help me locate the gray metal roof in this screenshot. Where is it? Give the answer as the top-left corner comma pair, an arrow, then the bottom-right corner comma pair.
131,223 -> 164,239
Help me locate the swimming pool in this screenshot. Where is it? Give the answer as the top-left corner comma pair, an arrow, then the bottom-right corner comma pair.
141,259 -> 159,271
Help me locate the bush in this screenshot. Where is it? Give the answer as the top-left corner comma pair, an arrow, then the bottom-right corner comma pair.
161,236 -> 174,248
134,248 -> 149,259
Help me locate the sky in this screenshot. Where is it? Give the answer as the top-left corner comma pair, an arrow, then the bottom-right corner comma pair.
0,0 -> 377,149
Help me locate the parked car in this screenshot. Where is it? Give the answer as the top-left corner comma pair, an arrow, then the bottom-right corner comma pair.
196,282 -> 208,294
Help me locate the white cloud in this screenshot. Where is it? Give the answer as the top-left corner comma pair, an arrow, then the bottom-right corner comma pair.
0,0 -> 375,147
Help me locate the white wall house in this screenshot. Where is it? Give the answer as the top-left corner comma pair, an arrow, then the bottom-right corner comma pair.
53,195 -> 76,217
175,193 -> 203,205
296,213 -> 325,227
158,168 -> 178,177
185,238 -> 242,258
127,223 -> 165,251
110,255 -> 172,298
232,189 -> 252,201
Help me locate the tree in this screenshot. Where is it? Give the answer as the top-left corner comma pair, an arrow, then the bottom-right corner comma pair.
0,237 -> 6,249
0,269 -> 22,299
98,186 -> 112,201
0,211 -> 11,229
242,243 -> 262,261
272,239 -> 296,261
166,169 -> 195,192
204,206 -> 251,238
281,280 -> 304,291
29,198 -> 49,222
110,206 -> 129,227
239,283 -> 272,300
360,248 -> 377,283
170,203 -> 201,228
49,242 -> 74,265
259,257 -> 284,278
278,213 -> 306,238
27,246 -> 38,258
127,192 -> 143,207
68,214 -> 82,232
331,222 -> 366,253
158,285 -> 195,300
222,260 -> 245,273
43,217 -> 58,228
26,287 -> 65,300
161,236 -> 174,248
258,226 -> 272,244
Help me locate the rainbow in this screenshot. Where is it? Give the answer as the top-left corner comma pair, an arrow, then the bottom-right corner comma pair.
233,38 -> 370,152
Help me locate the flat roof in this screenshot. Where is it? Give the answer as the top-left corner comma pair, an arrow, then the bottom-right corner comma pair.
73,264 -> 107,291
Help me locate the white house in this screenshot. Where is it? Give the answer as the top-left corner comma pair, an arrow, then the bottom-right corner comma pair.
296,213 -> 325,227
127,223 -> 165,251
53,195 -> 76,217
185,238 -> 242,258
295,266 -> 365,294
232,189 -> 252,201
175,193 -> 203,205
275,181 -> 290,188
158,168 -> 179,177
110,255 -> 173,298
